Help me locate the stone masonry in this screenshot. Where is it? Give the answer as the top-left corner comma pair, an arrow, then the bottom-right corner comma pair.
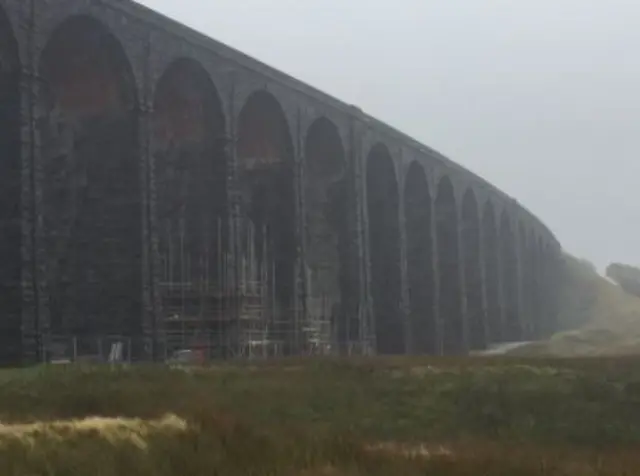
0,0 -> 562,365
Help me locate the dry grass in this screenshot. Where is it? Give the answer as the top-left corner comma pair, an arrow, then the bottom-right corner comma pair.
2,359 -> 640,475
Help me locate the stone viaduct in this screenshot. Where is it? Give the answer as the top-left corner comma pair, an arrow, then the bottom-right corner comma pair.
0,0 -> 562,364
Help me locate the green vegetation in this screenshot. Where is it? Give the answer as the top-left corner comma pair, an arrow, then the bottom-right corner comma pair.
3,358 -> 640,475
3,256 -> 640,474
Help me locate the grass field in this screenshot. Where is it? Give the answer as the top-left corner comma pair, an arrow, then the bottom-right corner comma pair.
2,357 -> 640,475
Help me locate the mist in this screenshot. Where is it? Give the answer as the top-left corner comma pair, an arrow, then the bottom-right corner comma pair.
137,0 -> 640,271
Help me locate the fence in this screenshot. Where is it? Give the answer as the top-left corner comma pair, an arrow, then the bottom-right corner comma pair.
39,331 -> 375,365
43,335 -> 135,364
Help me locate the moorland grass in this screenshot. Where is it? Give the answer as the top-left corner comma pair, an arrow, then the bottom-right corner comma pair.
2,357 -> 640,475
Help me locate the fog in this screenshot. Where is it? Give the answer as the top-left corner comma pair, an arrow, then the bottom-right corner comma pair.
138,0 -> 640,271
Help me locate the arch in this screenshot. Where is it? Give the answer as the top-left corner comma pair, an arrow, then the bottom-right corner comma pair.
482,201 -> 501,344
461,189 -> 485,350
539,241 -> 558,338
526,231 -> 541,339
236,90 -> 296,352
39,15 -> 141,336
535,237 -> 547,337
152,57 -> 228,336
435,176 -> 464,354
518,223 -> 532,340
303,117 -> 349,350
499,211 -> 521,341
366,143 -> 403,355
403,161 -> 436,354
0,5 -> 22,364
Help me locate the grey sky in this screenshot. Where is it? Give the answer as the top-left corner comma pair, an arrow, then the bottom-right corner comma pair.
138,0 -> 640,271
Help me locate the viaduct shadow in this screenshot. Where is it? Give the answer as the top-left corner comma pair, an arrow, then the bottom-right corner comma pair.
366,144 -> 403,354
500,212 -> 521,341
482,201 -> 501,344
436,176 -> 464,354
462,189 -> 486,350
404,162 -> 436,354
236,91 -> 296,351
304,117 -> 350,348
152,57 -> 227,333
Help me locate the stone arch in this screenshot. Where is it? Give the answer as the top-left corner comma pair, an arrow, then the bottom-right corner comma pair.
403,161 -> 436,354
518,223 -> 532,339
482,200 -> 501,344
461,189 -> 485,350
366,143 -> 403,355
303,117 -> 349,349
0,5 -> 22,364
152,57 -> 228,334
539,241 -> 558,337
39,15 -> 141,336
535,237 -> 547,337
436,176 -> 464,354
499,211 -> 521,341
527,232 -> 541,339
236,90 -> 296,351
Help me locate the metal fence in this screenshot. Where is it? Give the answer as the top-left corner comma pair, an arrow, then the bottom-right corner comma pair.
39,332 -> 375,365
43,335 -> 135,364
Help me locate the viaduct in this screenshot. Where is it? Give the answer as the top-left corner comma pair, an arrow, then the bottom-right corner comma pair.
0,0 -> 562,364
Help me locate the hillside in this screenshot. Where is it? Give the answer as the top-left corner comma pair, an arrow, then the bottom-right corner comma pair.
511,254 -> 640,356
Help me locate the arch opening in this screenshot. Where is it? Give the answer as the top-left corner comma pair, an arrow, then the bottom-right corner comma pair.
236,91 -> 296,354
436,176 -> 464,354
39,16 -> 141,337
0,6 -> 22,364
152,58 -> 227,344
527,234 -> 541,339
499,212 -> 521,341
304,118 -> 350,351
539,242 -> 558,338
404,162 -> 435,354
366,144 -> 403,355
462,189 -> 485,350
518,224 -> 533,340
482,201 -> 501,344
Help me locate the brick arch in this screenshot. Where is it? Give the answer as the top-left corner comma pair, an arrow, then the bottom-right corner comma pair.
39,15 -> 138,117
404,161 -> 436,354
303,108 -> 349,153
303,116 -> 350,349
39,14 -> 142,337
436,175 -> 464,354
0,3 -> 22,365
236,89 -> 296,352
461,188 -> 485,350
152,57 -> 228,333
366,142 -> 403,355
237,90 -> 293,166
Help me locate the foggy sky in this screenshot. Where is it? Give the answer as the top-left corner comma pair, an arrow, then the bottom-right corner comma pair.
138,0 -> 640,271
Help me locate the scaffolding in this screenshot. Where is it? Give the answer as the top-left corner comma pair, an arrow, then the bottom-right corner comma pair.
157,212 -> 334,360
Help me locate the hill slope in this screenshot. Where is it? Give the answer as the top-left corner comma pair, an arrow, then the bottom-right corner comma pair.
512,254 -> 640,356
